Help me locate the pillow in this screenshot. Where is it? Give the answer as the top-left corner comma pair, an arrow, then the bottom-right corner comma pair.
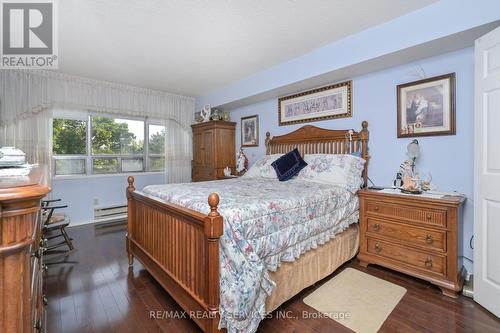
271,148 -> 308,181
297,154 -> 365,192
243,154 -> 283,178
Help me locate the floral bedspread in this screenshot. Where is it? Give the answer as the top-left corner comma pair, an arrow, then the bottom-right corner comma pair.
141,177 -> 359,333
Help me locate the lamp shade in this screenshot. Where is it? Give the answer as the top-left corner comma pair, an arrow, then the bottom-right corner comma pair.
406,139 -> 420,159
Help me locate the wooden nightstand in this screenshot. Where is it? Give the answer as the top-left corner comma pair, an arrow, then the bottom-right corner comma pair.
357,189 -> 466,298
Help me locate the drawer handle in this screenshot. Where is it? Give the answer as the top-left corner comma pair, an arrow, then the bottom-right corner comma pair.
374,206 -> 380,211
375,242 -> 382,253
373,223 -> 381,231
425,257 -> 433,268
43,295 -> 48,306
426,213 -> 432,220
425,234 -> 433,244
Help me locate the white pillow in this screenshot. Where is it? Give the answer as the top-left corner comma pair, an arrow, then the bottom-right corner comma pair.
243,154 -> 283,178
297,154 -> 366,192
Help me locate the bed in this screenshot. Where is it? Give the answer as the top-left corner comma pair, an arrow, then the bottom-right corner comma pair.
126,121 -> 369,333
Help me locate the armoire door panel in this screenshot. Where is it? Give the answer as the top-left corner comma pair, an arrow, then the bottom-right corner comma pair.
192,132 -> 203,166
216,129 -> 236,170
203,130 -> 214,167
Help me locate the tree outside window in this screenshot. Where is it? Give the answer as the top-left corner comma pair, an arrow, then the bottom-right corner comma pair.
52,115 -> 165,175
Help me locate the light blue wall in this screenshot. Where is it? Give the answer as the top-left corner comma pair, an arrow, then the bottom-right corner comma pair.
229,47 -> 474,271
197,0 -> 500,109
51,173 -> 164,226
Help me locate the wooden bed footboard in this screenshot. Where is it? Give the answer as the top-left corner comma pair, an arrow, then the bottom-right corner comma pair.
126,176 -> 223,333
125,122 -> 369,333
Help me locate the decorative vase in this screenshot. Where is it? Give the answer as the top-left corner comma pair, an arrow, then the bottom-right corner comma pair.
211,109 -> 221,121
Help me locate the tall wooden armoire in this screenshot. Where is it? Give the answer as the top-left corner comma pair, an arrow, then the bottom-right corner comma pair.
191,121 -> 236,182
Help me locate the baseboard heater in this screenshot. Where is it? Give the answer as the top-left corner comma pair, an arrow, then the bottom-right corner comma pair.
94,204 -> 127,228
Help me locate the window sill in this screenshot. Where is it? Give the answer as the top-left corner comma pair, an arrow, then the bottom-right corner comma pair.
52,171 -> 165,181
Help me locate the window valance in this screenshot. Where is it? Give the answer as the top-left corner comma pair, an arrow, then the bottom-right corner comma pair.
0,69 -> 195,130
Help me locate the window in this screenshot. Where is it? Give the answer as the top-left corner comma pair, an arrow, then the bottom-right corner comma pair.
91,116 -> 145,174
52,114 -> 165,176
53,119 -> 87,175
148,124 -> 166,172
91,117 -> 144,155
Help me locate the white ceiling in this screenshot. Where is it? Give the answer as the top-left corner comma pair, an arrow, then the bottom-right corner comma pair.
58,0 -> 437,97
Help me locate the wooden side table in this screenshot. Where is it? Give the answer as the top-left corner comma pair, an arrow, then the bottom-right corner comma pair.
357,189 -> 466,297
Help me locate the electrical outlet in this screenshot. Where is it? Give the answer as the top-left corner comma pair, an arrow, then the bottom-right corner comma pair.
93,198 -> 99,206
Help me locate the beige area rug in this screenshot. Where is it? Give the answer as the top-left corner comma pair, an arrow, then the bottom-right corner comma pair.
303,268 -> 407,333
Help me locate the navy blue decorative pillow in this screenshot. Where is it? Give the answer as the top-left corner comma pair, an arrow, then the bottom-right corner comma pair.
271,148 -> 308,181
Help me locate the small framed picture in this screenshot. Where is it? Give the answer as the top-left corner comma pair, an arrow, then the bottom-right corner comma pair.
397,73 -> 456,138
241,115 -> 259,147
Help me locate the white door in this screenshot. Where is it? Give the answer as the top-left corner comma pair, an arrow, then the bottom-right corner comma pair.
474,26 -> 500,318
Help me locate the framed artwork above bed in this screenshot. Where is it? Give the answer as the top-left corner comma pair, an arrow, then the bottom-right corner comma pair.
397,73 -> 456,138
278,80 -> 352,126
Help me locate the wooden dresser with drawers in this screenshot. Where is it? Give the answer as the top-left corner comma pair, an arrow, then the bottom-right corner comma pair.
0,166 -> 50,332
357,189 -> 466,297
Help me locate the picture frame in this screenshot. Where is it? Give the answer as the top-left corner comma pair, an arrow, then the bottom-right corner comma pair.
397,73 -> 456,138
241,115 -> 259,147
278,80 -> 352,126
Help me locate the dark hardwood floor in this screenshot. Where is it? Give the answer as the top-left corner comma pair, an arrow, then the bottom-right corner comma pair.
44,224 -> 500,333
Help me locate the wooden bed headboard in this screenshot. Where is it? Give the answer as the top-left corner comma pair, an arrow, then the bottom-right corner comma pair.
264,121 -> 370,187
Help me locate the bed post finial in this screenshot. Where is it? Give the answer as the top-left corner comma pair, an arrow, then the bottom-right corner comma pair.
205,193 -> 223,328
127,176 -> 135,198
360,121 -> 370,188
265,132 -> 271,155
208,193 -> 220,217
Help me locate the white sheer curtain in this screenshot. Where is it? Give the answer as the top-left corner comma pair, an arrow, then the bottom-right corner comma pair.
165,119 -> 192,183
0,70 -> 195,182
0,108 -> 53,167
